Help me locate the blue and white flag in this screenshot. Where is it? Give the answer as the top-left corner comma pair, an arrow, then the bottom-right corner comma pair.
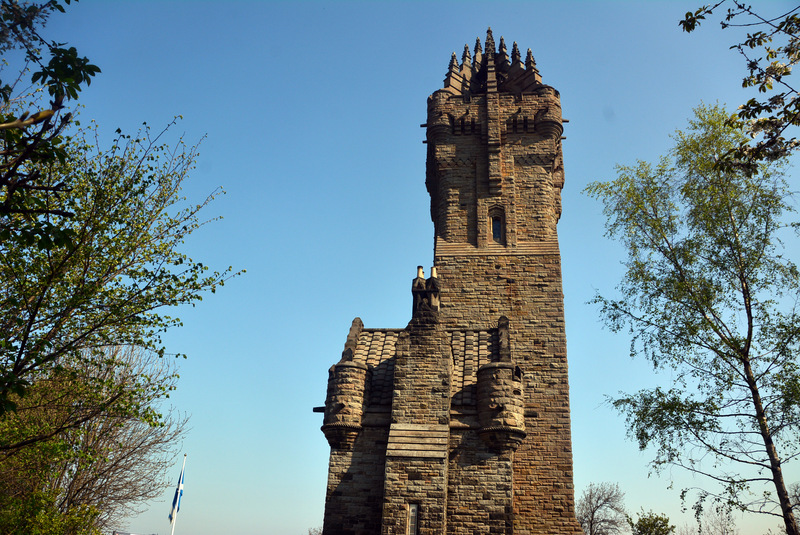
169,455 -> 186,525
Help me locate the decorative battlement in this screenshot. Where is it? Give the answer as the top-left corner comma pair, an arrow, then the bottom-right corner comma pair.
442,27 -> 547,96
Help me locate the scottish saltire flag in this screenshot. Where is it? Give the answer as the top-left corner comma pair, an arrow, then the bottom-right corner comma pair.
169,455 -> 186,524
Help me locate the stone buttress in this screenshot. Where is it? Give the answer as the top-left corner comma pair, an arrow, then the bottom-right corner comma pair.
317,29 -> 582,535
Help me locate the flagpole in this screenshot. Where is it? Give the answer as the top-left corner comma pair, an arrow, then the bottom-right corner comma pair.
170,501 -> 179,535
170,511 -> 178,535
169,454 -> 187,535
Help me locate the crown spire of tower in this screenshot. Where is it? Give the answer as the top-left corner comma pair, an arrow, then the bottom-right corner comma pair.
509,41 -> 525,76
473,37 -> 483,68
461,44 -> 472,67
483,28 -> 497,92
448,52 -> 459,74
485,27 -> 495,54
440,30 -> 546,95
511,41 -> 522,64
472,37 -> 483,77
526,48 -> 537,70
497,36 -> 511,74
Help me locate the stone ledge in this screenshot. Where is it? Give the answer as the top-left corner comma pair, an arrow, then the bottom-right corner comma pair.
435,239 -> 560,256
386,423 -> 449,459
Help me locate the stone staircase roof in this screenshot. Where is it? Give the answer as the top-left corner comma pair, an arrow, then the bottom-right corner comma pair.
349,327 -> 499,407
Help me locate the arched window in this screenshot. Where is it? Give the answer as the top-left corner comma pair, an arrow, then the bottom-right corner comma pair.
489,207 -> 505,245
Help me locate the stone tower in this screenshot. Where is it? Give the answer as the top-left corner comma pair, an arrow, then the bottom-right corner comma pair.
318,29 -> 582,535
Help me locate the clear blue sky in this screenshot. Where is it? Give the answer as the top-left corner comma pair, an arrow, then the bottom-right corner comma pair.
40,1 -> 800,534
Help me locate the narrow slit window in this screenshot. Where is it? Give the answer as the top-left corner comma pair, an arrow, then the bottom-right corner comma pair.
492,216 -> 503,242
408,504 -> 419,535
489,206 -> 506,245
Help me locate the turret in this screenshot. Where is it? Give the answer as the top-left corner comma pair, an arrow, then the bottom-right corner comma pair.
321,318 -> 370,449
476,316 -> 526,452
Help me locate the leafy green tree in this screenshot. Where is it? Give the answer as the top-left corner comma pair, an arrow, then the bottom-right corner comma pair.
0,120 -> 234,421
586,104 -> 800,535
0,2 -> 229,531
629,510 -> 676,535
0,490 -> 100,535
0,116 -> 230,529
0,0 -> 100,246
0,345 -> 187,533
679,2 -> 800,174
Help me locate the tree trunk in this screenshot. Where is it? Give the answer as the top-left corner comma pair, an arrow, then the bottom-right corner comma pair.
742,357 -> 799,535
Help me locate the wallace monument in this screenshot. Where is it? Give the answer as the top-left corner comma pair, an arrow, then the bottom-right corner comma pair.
316,29 -> 583,535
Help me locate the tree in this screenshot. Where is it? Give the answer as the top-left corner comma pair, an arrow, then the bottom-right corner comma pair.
1,0 -> 100,246
585,103 -> 800,535
0,2 -> 231,530
0,345 -> 187,533
699,506 -> 739,535
0,118 -> 233,525
0,121 -> 234,421
679,2 -> 800,174
576,482 -> 628,535
629,510 -> 676,535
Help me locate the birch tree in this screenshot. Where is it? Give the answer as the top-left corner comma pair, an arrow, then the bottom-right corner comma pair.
586,104 -> 800,535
